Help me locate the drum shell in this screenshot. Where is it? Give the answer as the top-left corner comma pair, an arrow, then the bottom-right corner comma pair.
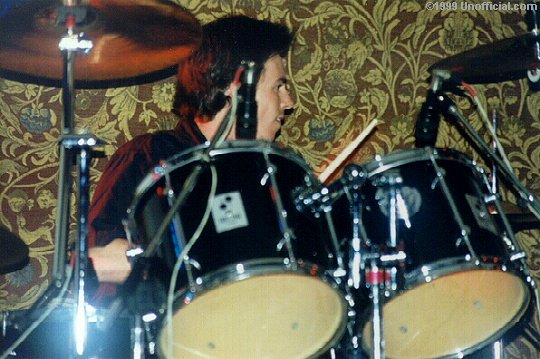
127,141 -> 337,287
360,148 -> 511,280
331,148 -> 532,359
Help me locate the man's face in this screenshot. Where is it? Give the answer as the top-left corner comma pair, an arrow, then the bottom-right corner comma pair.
255,55 -> 294,141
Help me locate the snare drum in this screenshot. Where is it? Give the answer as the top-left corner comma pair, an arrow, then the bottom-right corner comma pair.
127,141 -> 347,359
356,148 -> 530,359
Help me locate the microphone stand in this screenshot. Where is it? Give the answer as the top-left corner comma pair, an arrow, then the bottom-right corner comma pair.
435,92 -> 540,222
140,80 -> 240,260
120,77 -> 241,359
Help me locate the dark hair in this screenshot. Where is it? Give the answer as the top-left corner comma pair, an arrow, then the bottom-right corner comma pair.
173,16 -> 293,120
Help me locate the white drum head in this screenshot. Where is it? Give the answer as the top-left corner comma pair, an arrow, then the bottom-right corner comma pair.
160,273 -> 346,358
363,269 -> 529,358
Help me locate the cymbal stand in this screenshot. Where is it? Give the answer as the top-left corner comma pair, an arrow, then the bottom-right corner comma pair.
3,5 -> 97,356
435,92 -> 540,222
356,173 -> 407,359
490,110 -> 498,194
346,184 -> 384,359
55,3 -> 96,357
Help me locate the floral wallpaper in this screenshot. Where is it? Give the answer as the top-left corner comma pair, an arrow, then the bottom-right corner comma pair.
1,0 -> 540,356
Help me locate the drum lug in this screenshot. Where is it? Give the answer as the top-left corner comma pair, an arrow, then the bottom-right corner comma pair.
126,246 -> 145,265
454,226 -> 471,248
510,251 -> 527,262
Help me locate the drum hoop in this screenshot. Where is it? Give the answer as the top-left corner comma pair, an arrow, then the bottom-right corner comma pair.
403,256 -> 528,288
172,258 -> 344,304
135,140 -> 313,197
388,258 -> 532,359
363,261 -> 532,359
365,147 -> 483,177
163,258 -> 348,358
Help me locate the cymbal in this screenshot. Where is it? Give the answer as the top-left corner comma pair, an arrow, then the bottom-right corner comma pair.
0,225 -> 29,274
0,0 -> 201,83
429,32 -> 540,84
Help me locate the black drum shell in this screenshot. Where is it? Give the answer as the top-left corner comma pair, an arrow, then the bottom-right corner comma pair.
128,141 -> 337,291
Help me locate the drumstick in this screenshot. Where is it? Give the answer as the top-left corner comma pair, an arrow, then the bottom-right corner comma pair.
318,118 -> 379,183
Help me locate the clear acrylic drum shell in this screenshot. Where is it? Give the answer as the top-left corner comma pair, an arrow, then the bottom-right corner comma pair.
126,140 -> 348,359
339,147 -> 531,359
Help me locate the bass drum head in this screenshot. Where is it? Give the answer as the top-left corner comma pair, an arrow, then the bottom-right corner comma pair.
362,269 -> 529,359
159,273 -> 346,359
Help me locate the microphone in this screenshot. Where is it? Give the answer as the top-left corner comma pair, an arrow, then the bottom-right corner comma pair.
526,5 -> 540,92
414,90 -> 441,148
526,5 -> 539,31
414,70 -> 459,147
235,61 -> 258,139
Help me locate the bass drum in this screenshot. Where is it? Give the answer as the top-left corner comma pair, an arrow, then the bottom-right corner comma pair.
353,148 -> 531,359
127,140 -> 347,359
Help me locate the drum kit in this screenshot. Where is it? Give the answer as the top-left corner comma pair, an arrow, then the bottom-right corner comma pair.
2,1 -> 540,359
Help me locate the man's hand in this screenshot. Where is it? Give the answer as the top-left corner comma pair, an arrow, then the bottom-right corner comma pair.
89,238 -> 132,283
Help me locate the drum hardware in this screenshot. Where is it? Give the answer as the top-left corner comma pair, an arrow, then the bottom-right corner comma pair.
0,1 -> 202,358
163,164 -> 198,292
1,312 -> 9,338
401,54 -> 540,355
429,153 -> 479,256
490,110 -> 498,194
426,90 -> 540,246
295,163 -> 368,278
321,146 -> 535,358
264,150 -> 298,265
5,4 -> 104,356
131,315 -> 145,359
413,64 -> 540,229
364,171 -> 408,359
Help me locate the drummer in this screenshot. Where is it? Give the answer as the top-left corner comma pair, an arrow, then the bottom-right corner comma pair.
88,15 -> 294,287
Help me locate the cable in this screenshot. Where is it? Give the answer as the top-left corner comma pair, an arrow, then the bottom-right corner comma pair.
461,81 -> 514,172
161,77 -> 241,358
164,164 -> 218,358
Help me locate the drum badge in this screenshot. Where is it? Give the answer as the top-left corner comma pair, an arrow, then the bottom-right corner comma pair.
211,191 -> 249,233
375,186 -> 422,226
